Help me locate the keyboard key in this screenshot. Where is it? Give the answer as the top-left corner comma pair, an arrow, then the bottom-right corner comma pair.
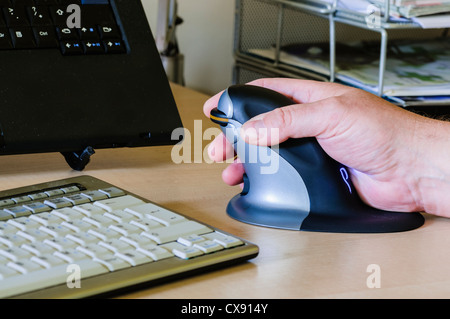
76,243 -> 110,258
93,253 -> 129,271
87,227 -> 120,241
28,5 -> 53,26
44,197 -> 72,209
125,203 -> 186,226
0,222 -> 20,235
28,192 -> 48,200
194,240 -> 224,254
0,210 -> 13,221
98,24 -> 120,39
129,218 -> 161,232
30,212 -> 63,226
66,232 -> 98,246
7,259 -> 42,274
62,193 -> 90,205
60,185 -> 81,194
39,224 -> 73,238
51,207 -> 83,221
61,220 -> 92,233
43,237 -> 77,251
30,254 -> 65,269
4,205 -> 32,218
53,248 -> 89,263
0,198 -> 15,207
33,25 -> 58,48
119,234 -> 155,248
103,38 -> 125,53
0,260 -> 108,298
23,202 -> 52,214
45,189 -> 64,197
161,242 -> 204,260
84,40 -> 104,54
115,249 -> 152,266
7,217 -> 40,231
0,265 -> 19,280
21,242 -> 55,256
3,7 -> 30,27
56,25 -> 78,40
11,195 -> 32,204
79,191 -> 107,202
103,210 -> 134,223
0,234 -> 28,248
108,223 -> 141,237
98,187 -> 125,198
204,232 -> 244,248
9,27 -> 36,48
141,221 -> 212,244
93,195 -> 144,212
0,246 -> 32,262
17,228 -> 50,242
98,238 -> 131,253
136,243 -> 173,261
62,37 -> 86,55
82,214 -> 115,228
73,203 -> 105,216
78,25 -> 99,40
0,28 -> 13,48
49,6 -> 68,26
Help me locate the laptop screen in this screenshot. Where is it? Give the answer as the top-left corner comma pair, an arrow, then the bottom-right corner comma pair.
0,0 -> 183,170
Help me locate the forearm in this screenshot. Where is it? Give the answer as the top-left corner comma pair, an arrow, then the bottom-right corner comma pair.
414,117 -> 450,217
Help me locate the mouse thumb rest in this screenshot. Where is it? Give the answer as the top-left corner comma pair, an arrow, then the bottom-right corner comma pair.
211,85 -> 424,233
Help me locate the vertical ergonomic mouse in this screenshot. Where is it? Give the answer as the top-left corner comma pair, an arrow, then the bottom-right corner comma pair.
210,84 -> 424,233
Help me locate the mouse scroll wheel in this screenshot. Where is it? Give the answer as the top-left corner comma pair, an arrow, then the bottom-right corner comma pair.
210,108 -> 229,126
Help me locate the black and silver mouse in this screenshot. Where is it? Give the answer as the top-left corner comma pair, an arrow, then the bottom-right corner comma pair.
210,84 -> 424,233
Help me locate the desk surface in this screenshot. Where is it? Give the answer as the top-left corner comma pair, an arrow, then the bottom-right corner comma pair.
1,83 -> 449,299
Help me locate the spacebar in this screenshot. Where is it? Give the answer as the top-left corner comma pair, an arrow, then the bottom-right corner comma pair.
0,260 -> 108,298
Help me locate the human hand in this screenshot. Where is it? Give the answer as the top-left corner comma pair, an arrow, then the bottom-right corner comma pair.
203,78 -> 450,217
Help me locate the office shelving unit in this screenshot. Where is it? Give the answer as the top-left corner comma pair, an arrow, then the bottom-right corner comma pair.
233,0 -> 449,108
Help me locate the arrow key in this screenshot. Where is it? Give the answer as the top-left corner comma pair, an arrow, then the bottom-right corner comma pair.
60,40 -> 84,55
84,40 -> 105,54
103,39 -> 125,54
78,25 -> 99,40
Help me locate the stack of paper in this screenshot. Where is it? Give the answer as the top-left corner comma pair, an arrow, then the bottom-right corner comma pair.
246,39 -> 450,98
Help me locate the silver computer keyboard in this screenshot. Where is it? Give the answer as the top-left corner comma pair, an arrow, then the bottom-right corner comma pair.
0,176 -> 259,298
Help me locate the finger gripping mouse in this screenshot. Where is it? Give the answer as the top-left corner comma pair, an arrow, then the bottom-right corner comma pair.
210,84 -> 424,233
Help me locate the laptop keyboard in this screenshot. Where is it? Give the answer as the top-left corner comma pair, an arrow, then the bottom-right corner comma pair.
0,0 -> 126,55
0,176 -> 258,298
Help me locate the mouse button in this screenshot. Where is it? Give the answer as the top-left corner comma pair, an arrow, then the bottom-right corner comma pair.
210,107 -> 229,126
241,173 -> 250,195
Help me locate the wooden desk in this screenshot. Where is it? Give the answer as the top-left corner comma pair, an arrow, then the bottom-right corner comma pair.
1,83 -> 449,299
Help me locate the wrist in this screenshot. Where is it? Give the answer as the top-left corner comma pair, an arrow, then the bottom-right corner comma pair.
413,117 -> 450,217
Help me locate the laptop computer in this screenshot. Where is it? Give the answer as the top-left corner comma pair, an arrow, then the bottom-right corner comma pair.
0,0 -> 183,170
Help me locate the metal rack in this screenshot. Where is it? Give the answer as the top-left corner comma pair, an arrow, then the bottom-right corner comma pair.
233,0 -> 448,104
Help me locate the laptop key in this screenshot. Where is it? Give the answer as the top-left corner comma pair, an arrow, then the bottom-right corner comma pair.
33,25 -> 58,48
0,27 -> 13,49
3,6 -> 30,27
103,38 -> 125,53
9,27 -> 36,49
28,6 -> 53,26
60,40 -> 83,55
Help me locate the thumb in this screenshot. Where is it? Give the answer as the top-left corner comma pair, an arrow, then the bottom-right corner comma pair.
240,99 -> 333,146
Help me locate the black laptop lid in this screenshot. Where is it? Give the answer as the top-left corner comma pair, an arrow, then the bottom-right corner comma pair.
0,0 -> 182,169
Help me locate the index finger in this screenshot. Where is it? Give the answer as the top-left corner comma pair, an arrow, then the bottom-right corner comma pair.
247,78 -> 353,104
202,78 -> 353,119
